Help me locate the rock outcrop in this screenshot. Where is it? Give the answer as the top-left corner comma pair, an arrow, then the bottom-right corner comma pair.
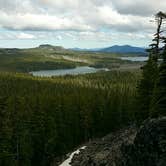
120,117 -> 166,166
71,117 -> 166,166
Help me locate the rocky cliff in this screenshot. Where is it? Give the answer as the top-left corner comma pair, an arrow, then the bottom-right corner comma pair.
71,117 -> 166,166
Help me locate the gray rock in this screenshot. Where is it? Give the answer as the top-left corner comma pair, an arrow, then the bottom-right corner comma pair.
120,117 -> 166,166
71,117 -> 166,166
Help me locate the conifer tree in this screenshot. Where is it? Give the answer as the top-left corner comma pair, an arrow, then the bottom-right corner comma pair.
150,13 -> 166,116
136,11 -> 165,122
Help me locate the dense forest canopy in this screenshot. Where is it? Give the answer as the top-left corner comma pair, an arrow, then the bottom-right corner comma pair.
0,71 -> 139,165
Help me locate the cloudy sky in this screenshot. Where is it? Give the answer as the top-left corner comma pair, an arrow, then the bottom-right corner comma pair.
0,0 -> 165,48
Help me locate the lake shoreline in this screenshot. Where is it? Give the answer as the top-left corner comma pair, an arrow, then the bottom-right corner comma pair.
30,66 -> 109,77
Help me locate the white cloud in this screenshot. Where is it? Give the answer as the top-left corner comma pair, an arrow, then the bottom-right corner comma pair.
113,0 -> 166,16
37,0 -> 80,10
0,0 -> 162,33
0,12 -> 93,31
0,0 -> 165,46
17,32 -> 35,39
56,35 -> 62,40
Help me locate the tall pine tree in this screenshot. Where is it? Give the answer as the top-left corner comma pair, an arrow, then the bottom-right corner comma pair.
150,12 -> 166,116
136,11 -> 165,122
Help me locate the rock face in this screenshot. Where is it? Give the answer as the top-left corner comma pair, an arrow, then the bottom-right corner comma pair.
71,117 -> 166,166
71,126 -> 137,166
120,117 -> 166,166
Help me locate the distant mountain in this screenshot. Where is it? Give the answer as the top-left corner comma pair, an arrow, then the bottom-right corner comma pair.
39,44 -> 53,48
71,47 -> 102,52
71,45 -> 146,54
38,44 -> 65,51
37,44 -> 146,54
99,45 -> 146,53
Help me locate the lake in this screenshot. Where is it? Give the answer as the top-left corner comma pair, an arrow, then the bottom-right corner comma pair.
30,66 -> 108,77
120,56 -> 148,62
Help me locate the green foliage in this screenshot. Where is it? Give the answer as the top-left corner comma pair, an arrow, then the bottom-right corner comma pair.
136,57 -> 158,121
0,71 -> 139,165
150,47 -> 166,117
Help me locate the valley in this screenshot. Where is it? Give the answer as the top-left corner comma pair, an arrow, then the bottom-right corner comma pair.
0,45 -> 146,74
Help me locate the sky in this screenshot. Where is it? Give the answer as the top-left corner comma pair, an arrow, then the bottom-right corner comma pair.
0,0 -> 165,48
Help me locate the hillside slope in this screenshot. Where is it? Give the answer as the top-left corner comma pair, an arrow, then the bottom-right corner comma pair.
70,117 -> 166,166
0,45 -> 143,73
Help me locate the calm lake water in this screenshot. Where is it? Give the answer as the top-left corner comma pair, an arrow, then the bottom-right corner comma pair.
30,66 -> 108,77
120,56 -> 148,62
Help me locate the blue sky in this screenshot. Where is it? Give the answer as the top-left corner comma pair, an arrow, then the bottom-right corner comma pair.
0,0 -> 165,48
